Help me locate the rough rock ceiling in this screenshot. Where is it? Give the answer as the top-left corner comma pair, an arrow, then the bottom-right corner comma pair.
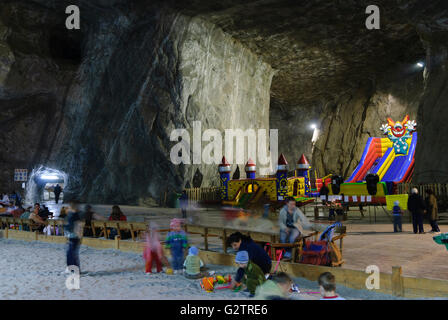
171,0 -> 447,108
4,0 -> 445,108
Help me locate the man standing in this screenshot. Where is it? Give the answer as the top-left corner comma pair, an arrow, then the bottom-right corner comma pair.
407,188 -> 426,234
64,200 -> 84,273
54,184 -> 62,204
279,197 -> 324,258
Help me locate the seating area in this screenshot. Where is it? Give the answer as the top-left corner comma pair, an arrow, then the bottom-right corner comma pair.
184,223 -> 346,266
0,216 -> 346,267
0,217 -> 165,241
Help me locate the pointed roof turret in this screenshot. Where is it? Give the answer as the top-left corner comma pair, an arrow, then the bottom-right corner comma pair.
276,153 -> 288,172
218,156 -> 231,173
245,158 -> 256,172
297,154 -> 310,169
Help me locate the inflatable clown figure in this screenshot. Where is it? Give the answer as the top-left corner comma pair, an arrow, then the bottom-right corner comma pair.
380,115 -> 416,155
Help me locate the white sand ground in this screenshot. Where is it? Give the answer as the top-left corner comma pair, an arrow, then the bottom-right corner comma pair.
0,238 -> 431,300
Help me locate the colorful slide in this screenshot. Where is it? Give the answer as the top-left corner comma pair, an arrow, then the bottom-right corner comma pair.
346,132 -> 417,184
223,186 -> 265,208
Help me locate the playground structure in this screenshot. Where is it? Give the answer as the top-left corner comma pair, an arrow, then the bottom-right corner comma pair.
328,115 -> 417,200
214,115 -> 419,215
218,153 -> 323,209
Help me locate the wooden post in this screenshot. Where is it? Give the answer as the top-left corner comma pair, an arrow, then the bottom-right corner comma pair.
314,206 -> 319,220
103,222 -> 108,239
114,235 -> 120,250
222,230 -> 227,254
204,227 -> 209,251
270,235 -> 275,259
35,231 -> 38,241
130,224 -> 135,241
392,266 -> 404,297
91,222 -> 96,237
4,227 -> 8,239
116,222 -> 121,239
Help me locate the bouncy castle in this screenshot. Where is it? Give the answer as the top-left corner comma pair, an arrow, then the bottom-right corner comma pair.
219,154 -> 315,208
329,115 -> 417,198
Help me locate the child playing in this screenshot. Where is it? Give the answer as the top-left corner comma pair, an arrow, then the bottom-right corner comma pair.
165,218 -> 188,274
254,272 -> 293,300
233,251 -> 266,297
318,272 -> 345,300
143,222 -> 163,273
183,246 -> 204,279
392,200 -> 403,232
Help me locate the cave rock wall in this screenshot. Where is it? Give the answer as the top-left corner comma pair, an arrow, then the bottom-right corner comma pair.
0,4 -> 274,205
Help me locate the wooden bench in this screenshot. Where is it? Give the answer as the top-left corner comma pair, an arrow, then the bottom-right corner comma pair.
184,223 -> 279,256
89,220 -> 169,241
268,231 -> 319,263
0,217 -> 48,233
184,223 -> 347,267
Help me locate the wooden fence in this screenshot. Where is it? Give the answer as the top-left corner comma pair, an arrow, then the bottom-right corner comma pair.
185,187 -> 221,204
1,227 -> 448,298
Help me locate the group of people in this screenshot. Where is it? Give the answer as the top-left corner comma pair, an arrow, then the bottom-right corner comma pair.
393,188 -> 441,234
3,192 -> 345,300
141,217 -> 343,300
0,191 -> 23,217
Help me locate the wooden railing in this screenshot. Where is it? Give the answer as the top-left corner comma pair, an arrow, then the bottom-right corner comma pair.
0,217 -> 152,241
185,187 -> 221,204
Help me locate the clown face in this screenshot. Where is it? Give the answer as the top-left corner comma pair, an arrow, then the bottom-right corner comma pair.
380,115 -> 416,155
390,122 -> 406,138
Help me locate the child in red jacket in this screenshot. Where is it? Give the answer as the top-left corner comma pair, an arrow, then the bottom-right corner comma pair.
143,223 -> 164,273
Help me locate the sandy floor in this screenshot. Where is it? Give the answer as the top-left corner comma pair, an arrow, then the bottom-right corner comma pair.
0,238 -> 420,300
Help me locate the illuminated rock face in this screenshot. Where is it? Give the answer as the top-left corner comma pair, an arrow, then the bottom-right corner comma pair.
311,75 -> 422,179
0,2 -> 273,204
0,0 -> 447,204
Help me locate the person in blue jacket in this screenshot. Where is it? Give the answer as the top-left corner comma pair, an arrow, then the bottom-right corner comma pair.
227,232 -> 272,289
165,218 -> 188,273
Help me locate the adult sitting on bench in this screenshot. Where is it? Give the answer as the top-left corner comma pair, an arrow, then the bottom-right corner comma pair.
29,203 -> 46,232
279,197 -> 326,259
108,205 -> 130,239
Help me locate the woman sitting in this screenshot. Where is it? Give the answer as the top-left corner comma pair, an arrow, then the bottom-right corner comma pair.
29,204 -> 46,232
108,205 -> 129,239
108,205 -> 127,221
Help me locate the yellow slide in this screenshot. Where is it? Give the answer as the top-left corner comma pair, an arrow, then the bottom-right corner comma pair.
376,148 -> 395,180
222,186 -> 243,206
249,187 -> 265,204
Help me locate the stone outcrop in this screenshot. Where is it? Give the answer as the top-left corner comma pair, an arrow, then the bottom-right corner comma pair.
0,1 -> 273,204
312,73 -> 422,178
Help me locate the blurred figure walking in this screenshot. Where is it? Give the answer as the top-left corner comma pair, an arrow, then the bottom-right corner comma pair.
180,190 -> 188,219
54,184 -> 62,204
64,200 -> 84,273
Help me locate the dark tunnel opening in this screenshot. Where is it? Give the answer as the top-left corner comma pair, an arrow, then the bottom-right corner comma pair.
48,28 -> 83,64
